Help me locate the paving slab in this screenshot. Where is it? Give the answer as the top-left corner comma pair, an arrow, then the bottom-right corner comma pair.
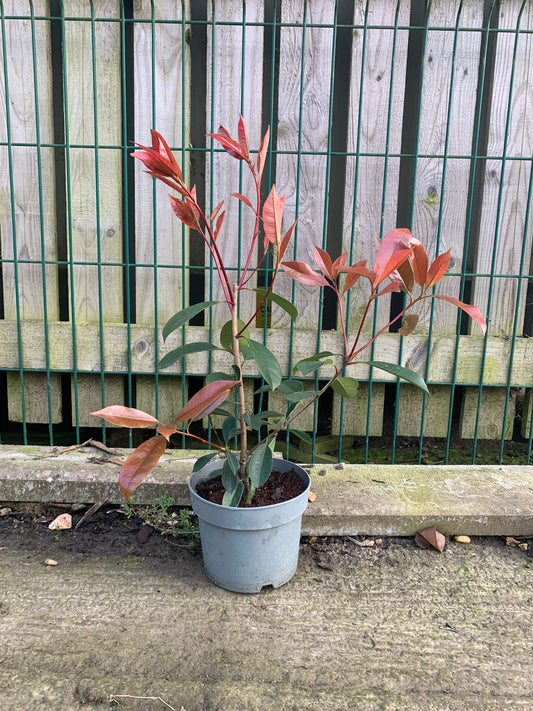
0,445 -> 532,535
0,526 -> 531,711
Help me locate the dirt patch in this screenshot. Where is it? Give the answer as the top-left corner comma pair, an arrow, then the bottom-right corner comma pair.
195,469 -> 306,506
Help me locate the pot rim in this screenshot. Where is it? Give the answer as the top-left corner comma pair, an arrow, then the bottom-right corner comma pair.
188,459 -> 311,513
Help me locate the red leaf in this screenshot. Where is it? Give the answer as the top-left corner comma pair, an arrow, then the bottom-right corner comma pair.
91,406 -> 160,429
208,128 -> 247,161
174,380 -> 237,423
263,185 -> 285,245
237,114 -> 250,159
397,260 -> 415,293
370,281 -> 402,298
210,200 -> 224,224
131,130 -> 183,184
415,526 -> 446,552
279,221 -> 296,261
214,210 -> 225,242
332,252 -> 348,277
168,195 -> 201,231
157,424 -> 178,441
411,243 -> 428,287
119,436 -> 168,501
375,248 -> 413,287
231,193 -> 254,210
313,245 -> 335,280
426,249 -> 451,289
398,314 -> 419,336
281,261 -> 329,287
373,228 -> 421,284
432,295 -> 487,335
256,126 -> 270,179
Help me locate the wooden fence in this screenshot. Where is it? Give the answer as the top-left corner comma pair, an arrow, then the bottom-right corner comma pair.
0,0 -> 531,456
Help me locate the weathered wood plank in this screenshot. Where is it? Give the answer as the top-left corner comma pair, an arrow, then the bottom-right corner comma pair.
332,383 -> 385,437
205,0 -> 264,328
342,0 -> 410,334
0,321 -> 530,387
133,0 -> 189,422
522,389 -> 532,439
460,387 -> 516,440
0,1 -> 61,422
274,0 -> 336,331
63,0 -> 123,424
471,0 -> 533,336
409,0 -> 483,334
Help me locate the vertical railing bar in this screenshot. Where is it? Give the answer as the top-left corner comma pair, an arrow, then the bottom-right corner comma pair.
180,0 -> 187,447
390,0 -> 431,464
338,0 -> 370,462
363,0 -> 403,463
0,1 -> 27,442
89,0 -> 108,444
417,0 -> 464,462
60,1 -> 80,443
150,0 -> 160,420
283,0 -> 308,459
471,0 -> 527,462
444,0 -> 498,463
29,0 -> 55,443
120,0 -> 133,446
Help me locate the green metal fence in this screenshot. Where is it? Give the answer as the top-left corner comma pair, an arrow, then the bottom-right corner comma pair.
0,0 -> 531,465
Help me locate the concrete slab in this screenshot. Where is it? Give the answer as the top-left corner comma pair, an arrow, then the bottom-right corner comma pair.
0,445 -> 532,536
0,529 -> 531,711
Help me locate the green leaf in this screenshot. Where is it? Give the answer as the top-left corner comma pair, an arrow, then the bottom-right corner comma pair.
331,376 -> 359,399
205,371 -> 236,384
244,413 -> 263,430
221,451 -> 239,492
362,360 -> 430,395
257,410 -> 284,421
290,429 -> 312,444
247,443 -> 273,491
293,351 -> 335,376
222,416 -> 239,444
241,339 -> 282,391
222,480 -> 244,507
284,389 -> 321,402
159,342 -> 218,370
192,451 -> 219,473
277,379 -> 304,395
162,301 -> 220,341
220,319 -> 249,351
252,288 -> 298,321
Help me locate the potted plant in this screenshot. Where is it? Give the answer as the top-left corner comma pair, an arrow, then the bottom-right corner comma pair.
92,118 -> 486,592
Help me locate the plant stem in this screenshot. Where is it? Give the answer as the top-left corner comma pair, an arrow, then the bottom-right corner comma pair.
232,283 -> 250,498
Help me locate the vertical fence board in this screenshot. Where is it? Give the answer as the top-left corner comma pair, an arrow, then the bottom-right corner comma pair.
0,1 -> 60,423
522,388 -> 532,439
343,0 -> 410,333
133,0 -> 189,422
205,0 -> 264,331
336,0 -> 410,437
460,387 -> 516,440
274,0 -> 335,331
471,0 -> 533,337
397,0 -> 484,438
63,0 -> 123,425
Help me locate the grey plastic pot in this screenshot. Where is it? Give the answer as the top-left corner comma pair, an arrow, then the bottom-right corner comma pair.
188,459 -> 310,593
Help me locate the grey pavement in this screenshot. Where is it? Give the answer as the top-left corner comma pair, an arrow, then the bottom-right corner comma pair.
0,445 -> 532,710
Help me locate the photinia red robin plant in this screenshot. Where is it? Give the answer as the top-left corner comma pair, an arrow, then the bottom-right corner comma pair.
92,117 -> 486,506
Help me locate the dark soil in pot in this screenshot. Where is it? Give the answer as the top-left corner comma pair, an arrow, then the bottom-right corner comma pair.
195,468 -> 306,507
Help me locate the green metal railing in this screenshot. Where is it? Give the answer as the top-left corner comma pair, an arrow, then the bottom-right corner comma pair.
0,0 -> 531,465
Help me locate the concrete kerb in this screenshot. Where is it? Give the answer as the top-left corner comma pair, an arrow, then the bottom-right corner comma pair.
0,445 -> 532,536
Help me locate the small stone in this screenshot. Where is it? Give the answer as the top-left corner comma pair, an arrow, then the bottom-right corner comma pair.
48,513 -> 72,530
375,538 -> 383,546
44,559 -> 58,566
0,507 -> 12,517
308,491 -> 317,503
518,543 -> 528,551
335,462 -> 346,470
454,535 -> 471,544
